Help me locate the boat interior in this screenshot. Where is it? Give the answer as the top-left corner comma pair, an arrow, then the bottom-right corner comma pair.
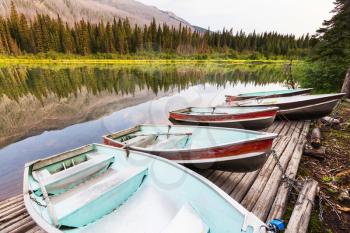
238,93 -> 344,106
108,125 -> 271,150
174,106 -> 276,116
27,144 -> 259,233
238,89 -> 304,97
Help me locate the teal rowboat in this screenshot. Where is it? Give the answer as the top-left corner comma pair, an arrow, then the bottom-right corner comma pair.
225,88 -> 312,102
24,144 -> 268,233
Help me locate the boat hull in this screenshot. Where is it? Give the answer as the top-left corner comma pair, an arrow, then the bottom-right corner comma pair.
179,151 -> 270,172
169,115 -> 275,130
226,88 -> 312,102
236,93 -> 345,120
169,107 -> 278,130
103,135 -> 274,172
278,99 -> 339,120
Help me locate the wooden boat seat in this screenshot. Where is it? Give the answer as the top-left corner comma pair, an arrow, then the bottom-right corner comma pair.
147,135 -> 192,150
162,203 -> 209,233
52,167 -> 148,227
33,152 -> 115,195
126,135 -> 158,147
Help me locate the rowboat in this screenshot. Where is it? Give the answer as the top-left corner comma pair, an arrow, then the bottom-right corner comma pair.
103,125 -> 277,172
24,144 -> 268,233
169,106 -> 279,130
231,93 -> 345,120
225,88 -> 313,102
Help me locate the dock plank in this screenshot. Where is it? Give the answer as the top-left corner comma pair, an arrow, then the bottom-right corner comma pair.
251,122 -> 305,220
267,121 -> 311,221
241,121 -> 300,211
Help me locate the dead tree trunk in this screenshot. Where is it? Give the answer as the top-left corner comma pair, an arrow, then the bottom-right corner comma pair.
310,128 -> 322,149
285,179 -> 319,233
341,67 -> 350,98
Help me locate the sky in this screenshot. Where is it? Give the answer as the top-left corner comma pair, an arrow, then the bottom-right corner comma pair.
138,0 -> 334,36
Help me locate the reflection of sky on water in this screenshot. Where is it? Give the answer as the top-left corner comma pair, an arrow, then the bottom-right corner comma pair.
0,81 -> 284,199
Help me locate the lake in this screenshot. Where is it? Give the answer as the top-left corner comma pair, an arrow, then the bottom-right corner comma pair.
0,62 -> 297,200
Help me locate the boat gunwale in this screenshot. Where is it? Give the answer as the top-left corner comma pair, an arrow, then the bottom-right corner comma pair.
236,93 -> 346,106
23,143 -> 267,233
24,144 -> 96,169
103,124 -> 277,153
236,88 -> 313,97
168,115 -> 275,124
169,106 -> 279,117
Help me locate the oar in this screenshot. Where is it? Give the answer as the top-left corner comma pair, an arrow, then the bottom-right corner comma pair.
124,132 -> 192,148
132,132 -> 192,137
191,111 -> 229,115
167,125 -> 171,139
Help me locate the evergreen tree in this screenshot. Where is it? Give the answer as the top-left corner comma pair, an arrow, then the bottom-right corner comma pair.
9,1 -> 19,41
18,14 -> 31,52
116,20 -> 126,54
314,0 -> 350,61
304,0 -> 350,92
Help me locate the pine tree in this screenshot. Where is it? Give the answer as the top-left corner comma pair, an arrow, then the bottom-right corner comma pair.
133,25 -> 143,52
5,24 -> 20,55
9,1 -> 19,39
0,17 -> 9,54
105,22 -> 115,53
304,0 -> 350,92
315,0 -> 350,61
116,24 -> 126,54
18,14 -> 31,52
0,25 -> 4,53
77,20 -> 90,55
156,25 -> 162,51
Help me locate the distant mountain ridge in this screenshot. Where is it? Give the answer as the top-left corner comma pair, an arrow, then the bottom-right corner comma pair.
0,0 -> 193,28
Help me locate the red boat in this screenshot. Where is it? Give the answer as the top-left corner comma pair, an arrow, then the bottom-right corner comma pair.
169,106 -> 278,130
103,125 -> 277,172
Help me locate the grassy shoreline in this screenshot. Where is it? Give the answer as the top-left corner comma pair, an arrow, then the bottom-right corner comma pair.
0,59 -> 292,65
0,52 -> 303,65
0,57 -> 298,65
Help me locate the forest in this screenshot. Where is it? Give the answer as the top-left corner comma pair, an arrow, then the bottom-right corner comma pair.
0,3 -> 312,58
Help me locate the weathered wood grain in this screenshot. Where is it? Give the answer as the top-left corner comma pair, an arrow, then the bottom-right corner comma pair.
251,122 -> 304,221
285,179 -> 319,233
219,172 -> 244,194
267,121 -> 311,221
311,127 -> 322,149
240,122 -> 299,210
0,195 -> 22,211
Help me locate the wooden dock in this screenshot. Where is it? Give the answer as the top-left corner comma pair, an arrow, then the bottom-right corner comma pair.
0,120 -> 311,233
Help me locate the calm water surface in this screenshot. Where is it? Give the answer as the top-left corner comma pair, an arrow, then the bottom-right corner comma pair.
0,63 -> 295,200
